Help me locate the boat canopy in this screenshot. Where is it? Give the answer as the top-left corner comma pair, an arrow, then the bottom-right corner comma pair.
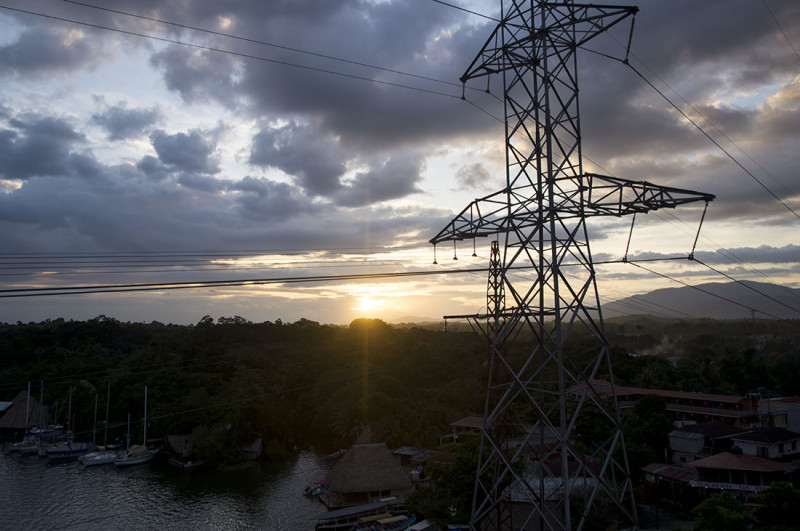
314,502 -> 387,521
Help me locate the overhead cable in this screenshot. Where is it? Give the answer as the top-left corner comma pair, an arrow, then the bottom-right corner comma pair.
625,62 -> 800,222
0,4 -> 461,100
430,0 -> 499,22
691,257 -> 800,316
60,0 -> 486,93
761,0 -> 800,62
628,261 -> 782,319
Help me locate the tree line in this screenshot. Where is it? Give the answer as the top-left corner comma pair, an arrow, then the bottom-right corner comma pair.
1,314 -> 798,468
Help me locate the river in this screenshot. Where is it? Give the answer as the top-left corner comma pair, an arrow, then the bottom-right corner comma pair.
1,450 -> 331,530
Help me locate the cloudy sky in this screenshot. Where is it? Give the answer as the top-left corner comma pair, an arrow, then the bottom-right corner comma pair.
0,0 -> 798,325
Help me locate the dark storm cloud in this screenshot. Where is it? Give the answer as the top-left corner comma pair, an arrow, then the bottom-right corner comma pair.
612,244 -> 800,267
629,0 -> 800,87
149,129 -> 220,174
249,122 -> 347,196
149,45 -> 239,107
91,102 -> 162,141
578,0 -> 800,164
335,155 -> 424,208
136,155 -> 171,181
177,173 -> 224,193
143,0 -> 492,151
0,0 -> 797,291
0,158 -> 319,253
0,114 -> 85,180
0,25 -> 102,77
230,176 -> 314,222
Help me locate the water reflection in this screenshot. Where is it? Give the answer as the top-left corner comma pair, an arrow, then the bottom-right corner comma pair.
1,450 -> 328,530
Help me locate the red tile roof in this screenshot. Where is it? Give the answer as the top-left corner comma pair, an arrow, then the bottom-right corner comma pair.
450,416 -> 483,430
677,421 -> 744,439
573,380 -> 751,404
689,452 -> 790,472
642,463 -> 698,483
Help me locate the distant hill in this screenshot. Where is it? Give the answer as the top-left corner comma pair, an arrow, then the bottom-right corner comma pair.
604,280 -> 800,320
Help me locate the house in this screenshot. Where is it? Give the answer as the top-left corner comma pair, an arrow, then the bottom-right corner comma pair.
730,427 -> 800,460
570,380 -> 760,428
641,463 -> 700,511
440,416 -> 483,444
392,446 -> 456,467
688,452 -> 792,497
669,431 -> 705,465
323,443 -> 413,508
0,390 -> 46,442
759,396 -> 800,430
668,421 -> 744,465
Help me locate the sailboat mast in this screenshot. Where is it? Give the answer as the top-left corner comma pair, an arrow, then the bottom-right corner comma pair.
93,394 -> 98,446
143,385 -> 147,447
39,380 -> 44,445
24,382 -> 30,434
67,386 -> 72,439
103,383 -> 110,447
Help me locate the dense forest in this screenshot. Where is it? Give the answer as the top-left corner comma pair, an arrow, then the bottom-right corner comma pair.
0,316 -> 485,465
1,314 -> 799,469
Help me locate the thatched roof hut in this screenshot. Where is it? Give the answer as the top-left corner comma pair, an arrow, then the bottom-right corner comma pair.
166,434 -> 195,458
0,390 -> 46,441
325,443 -> 412,505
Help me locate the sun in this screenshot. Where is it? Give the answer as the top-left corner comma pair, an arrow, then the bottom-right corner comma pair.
353,295 -> 385,314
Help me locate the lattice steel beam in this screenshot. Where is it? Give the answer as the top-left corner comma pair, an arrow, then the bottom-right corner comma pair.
432,2 -> 714,530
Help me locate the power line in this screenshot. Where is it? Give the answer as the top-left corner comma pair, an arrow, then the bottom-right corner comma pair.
0,3 -> 502,133
3,2 -> 795,325
620,52 -> 797,209
623,65 -> 800,222
60,0 -> 486,94
430,0 -> 499,22
691,257 -> 800,316
596,20 -> 800,222
628,261 -> 783,319
0,4 -> 461,101
761,0 -> 800,62
0,267 -> 487,298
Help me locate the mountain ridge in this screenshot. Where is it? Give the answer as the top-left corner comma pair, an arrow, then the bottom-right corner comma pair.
604,280 -> 800,320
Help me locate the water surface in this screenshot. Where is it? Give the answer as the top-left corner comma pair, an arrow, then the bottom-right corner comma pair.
1,450 -> 329,530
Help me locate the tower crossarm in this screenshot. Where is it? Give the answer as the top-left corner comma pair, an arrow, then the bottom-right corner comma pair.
429,189 -> 508,245
582,173 -> 715,216
430,173 -> 714,245
460,3 -> 638,83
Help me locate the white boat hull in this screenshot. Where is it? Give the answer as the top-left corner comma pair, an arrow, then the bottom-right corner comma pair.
114,449 -> 158,467
80,450 -> 118,466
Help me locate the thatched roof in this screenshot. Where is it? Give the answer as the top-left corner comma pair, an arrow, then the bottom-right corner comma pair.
0,390 -> 46,430
166,434 -> 195,457
326,443 -> 412,494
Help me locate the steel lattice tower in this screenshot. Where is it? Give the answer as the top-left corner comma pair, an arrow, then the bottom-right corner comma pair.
430,2 -> 714,529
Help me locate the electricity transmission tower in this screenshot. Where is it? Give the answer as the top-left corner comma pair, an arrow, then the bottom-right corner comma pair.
431,2 -> 714,529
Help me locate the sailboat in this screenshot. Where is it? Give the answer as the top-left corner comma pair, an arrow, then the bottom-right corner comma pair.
80,384 -> 119,466
46,387 -> 93,460
115,386 -> 158,467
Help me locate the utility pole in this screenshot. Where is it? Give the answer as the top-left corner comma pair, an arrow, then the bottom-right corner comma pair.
431,2 -> 714,529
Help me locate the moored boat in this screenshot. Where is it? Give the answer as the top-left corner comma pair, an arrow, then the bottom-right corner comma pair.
352,514 -> 416,530
114,444 -> 158,467
46,441 -> 92,459
80,447 -> 119,466
314,502 -> 390,530
167,457 -> 205,470
114,386 -> 158,467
